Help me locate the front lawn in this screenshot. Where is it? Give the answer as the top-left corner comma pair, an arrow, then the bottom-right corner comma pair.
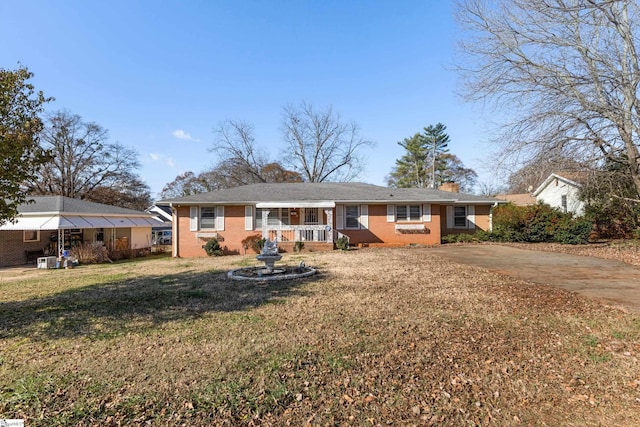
1,248 -> 638,425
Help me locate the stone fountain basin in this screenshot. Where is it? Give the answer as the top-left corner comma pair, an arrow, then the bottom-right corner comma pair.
227,265 -> 317,281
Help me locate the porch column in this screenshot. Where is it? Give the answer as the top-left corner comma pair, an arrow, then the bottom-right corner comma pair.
261,209 -> 271,239
324,208 -> 333,243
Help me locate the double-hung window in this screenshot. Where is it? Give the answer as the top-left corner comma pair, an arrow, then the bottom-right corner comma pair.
345,205 -> 360,229
453,206 -> 467,228
396,204 -> 421,221
200,207 -> 216,229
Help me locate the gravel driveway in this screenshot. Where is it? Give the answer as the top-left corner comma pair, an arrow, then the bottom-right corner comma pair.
429,244 -> 640,314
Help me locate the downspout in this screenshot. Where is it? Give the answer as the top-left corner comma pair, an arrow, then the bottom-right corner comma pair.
170,203 -> 178,258
489,202 -> 498,233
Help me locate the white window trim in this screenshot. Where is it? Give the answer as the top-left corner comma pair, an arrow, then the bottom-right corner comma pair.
447,205 -> 475,229
336,205 -> 345,230
23,230 -> 40,242
345,205 -> 361,229
422,204 -> 431,222
189,206 -> 198,231
453,205 -> 468,229
387,205 -> 395,222
216,206 -> 225,231
396,204 -> 422,222
200,207 -> 217,230
245,206 -> 253,230
467,205 -> 475,230
360,204 -> 369,230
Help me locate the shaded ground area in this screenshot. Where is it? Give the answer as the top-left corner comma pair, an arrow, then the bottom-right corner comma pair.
429,244 -> 640,313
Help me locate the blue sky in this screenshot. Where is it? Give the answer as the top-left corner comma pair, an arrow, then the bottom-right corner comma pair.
1,1 -> 495,199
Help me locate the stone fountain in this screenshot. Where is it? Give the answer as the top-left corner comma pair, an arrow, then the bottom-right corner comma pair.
227,238 -> 317,281
256,238 -> 282,273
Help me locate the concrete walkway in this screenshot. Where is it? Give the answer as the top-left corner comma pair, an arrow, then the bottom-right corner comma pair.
428,244 -> 640,314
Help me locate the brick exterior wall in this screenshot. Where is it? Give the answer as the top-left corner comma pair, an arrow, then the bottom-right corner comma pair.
0,230 -> 51,267
440,204 -> 492,236
175,205 -> 267,257
172,202 -> 494,258
336,204 -> 442,247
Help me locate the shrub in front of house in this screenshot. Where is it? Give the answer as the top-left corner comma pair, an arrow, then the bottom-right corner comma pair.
203,238 -> 224,256
491,202 -> 592,245
554,216 -> 593,245
336,236 -> 350,250
241,234 -> 266,254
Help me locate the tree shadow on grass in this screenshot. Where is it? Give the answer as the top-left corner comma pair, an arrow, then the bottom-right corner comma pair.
0,268 -> 325,340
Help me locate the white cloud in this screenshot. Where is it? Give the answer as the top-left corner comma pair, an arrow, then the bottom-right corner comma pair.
172,129 -> 199,141
166,157 -> 176,168
149,153 -> 160,161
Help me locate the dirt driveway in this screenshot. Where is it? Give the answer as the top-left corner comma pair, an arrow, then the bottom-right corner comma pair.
428,244 -> 640,314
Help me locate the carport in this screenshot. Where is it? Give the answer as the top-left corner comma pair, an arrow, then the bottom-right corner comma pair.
0,196 -> 159,266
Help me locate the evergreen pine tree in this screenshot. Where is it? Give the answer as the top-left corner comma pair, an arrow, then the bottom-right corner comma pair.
387,123 -> 452,189
422,123 -> 450,188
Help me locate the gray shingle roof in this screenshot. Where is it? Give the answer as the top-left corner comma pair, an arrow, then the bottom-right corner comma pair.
18,196 -> 150,216
158,182 -> 501,205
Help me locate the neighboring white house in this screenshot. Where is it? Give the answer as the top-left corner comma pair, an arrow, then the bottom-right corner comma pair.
532,173 -> 585,216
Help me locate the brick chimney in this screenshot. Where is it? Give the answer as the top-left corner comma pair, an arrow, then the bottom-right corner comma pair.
439,182 -> 460,193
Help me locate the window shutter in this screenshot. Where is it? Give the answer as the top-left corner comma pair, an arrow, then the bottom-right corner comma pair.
245,206 -> 253,230
446,206 -> 454,229
422,204 -> 431,222
386,205 -> 395,222
189,206 -> 198,231
216,206 -> 225,231
360,204 -> 369,229
336,205 -> 344,230
467,205 -> 475,229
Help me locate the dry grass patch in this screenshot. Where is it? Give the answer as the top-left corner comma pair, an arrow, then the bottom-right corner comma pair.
1,249 -> 639,426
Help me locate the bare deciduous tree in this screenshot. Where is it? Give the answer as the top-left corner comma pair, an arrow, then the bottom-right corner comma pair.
210,119 -> 269,185
28,110 -> 151,208
205,119 -> 305,189
456,0 -> 640,196
160,171 -> 210,199
281,102 -> 373,182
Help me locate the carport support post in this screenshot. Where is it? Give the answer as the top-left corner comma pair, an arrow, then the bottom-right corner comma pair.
58,229 -> 64,259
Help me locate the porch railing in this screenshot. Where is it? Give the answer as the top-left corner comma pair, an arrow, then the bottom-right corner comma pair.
265,226 -> 350,244
266,225 -> 328,242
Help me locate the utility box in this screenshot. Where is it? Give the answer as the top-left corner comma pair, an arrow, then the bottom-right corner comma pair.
37,256 -> 57,269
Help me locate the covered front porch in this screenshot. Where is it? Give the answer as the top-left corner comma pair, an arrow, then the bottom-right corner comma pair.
257,202 -> 345,251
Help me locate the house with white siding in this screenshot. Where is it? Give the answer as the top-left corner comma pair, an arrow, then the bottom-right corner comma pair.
532,173 -> 585,215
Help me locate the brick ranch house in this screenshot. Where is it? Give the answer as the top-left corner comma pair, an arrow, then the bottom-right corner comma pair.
0,196 -> 158,267
159,182 -> 503,257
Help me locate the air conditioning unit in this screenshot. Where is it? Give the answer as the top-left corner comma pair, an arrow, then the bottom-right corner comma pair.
37,256 -> 57,269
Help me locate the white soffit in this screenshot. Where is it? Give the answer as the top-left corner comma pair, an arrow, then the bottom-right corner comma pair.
0,216 -> 56,230
0,215 -> 155,230
256,201 -> 336,208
